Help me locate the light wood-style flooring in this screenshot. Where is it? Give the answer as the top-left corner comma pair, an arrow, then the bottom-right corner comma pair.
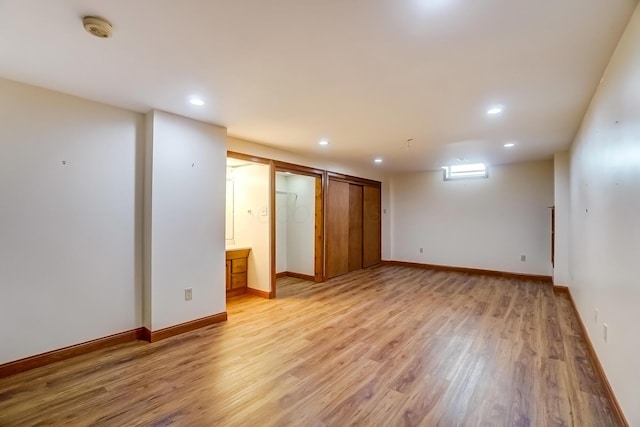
0,266 -> 620,426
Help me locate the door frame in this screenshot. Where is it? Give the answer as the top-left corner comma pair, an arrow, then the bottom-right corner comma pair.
227,151 -> 274,297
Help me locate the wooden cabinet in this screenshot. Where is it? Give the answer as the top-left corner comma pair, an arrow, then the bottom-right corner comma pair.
226,248 -> 250,297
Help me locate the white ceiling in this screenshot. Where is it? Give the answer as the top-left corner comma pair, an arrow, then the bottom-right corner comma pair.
0,0 -> 637,172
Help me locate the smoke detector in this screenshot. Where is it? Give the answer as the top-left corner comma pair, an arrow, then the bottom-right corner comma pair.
82,16 -> 113,38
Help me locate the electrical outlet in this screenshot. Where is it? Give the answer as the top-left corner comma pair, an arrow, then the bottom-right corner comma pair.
603,323 -> 608,342
594,308 -> 598,324
419,248 -> 423,254
185,288 -> 193,301
520,255 -> 526,262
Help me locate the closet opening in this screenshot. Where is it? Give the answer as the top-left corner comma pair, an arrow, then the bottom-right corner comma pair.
272,162 -> 324,297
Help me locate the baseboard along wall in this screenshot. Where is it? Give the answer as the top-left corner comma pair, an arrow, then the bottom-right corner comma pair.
554,287 -> 629,427
0,312 -> 227,378
382,260 -> 553,282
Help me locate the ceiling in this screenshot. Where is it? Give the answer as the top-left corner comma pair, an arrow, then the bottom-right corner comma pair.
0,0 -> 637,172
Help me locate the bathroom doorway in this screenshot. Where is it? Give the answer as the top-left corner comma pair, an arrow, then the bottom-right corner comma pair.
226,153 -> 271,298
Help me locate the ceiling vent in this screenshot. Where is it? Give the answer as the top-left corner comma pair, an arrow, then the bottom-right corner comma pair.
82,16 -> 113,38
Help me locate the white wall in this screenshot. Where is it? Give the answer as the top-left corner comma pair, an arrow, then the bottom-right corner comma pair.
553,152 -> 571,285
0,78 -> 144,364
145,110 -> 227,331
568,4 -> 640,424
390,160 -> 554,276
275,174 -> 288,273
285,174 -> 315,276
381,179 -> 392,261
232,163 -> 271,292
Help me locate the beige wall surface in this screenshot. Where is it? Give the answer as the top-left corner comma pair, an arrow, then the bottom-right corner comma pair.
0,78 -> 144,364
390,160 -> 554,276
568,3 -> 640,424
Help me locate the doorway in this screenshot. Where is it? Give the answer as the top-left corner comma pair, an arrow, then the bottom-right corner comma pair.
226,154 -> 271,298
272,163 -> 324,297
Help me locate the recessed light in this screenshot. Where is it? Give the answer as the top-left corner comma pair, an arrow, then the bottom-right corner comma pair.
189,98 -> 205,106
319,139 -> 330,146
374,158 -> 383,164
487,106 -> 504,115
504,143 -> 515,148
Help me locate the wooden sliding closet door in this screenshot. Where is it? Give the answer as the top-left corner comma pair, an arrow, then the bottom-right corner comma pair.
326,174 -> 382,279
348,184 -> 363,272
363,185 -> 381,268
326,179 -> 350,277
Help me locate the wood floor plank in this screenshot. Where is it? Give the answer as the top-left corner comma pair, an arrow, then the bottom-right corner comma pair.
0,266 -> 622,426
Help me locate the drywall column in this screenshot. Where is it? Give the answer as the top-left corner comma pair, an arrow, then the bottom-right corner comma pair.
381,178 -> 392,261
553,152 -> 570,286
144,110 -> 227,331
